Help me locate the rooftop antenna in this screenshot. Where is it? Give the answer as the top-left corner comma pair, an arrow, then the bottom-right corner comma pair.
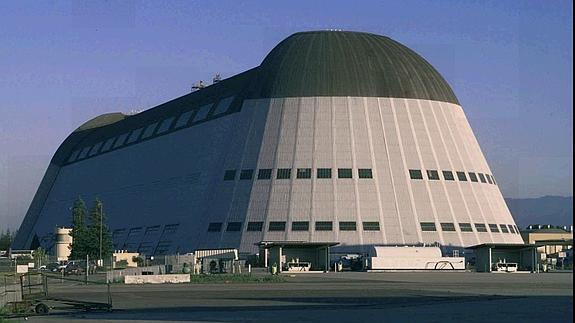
126,109 -> 143,115
213,74 -> 221,84
191,80 -> 205,92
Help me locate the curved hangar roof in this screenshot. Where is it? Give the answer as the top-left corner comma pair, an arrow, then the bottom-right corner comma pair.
252,31 -> 459,104
52,31 -> 459,166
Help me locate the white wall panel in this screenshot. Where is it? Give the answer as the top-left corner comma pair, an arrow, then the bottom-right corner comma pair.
31,96 -> 523,255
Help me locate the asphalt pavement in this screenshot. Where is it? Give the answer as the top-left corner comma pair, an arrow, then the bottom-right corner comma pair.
11,271 -> 573,322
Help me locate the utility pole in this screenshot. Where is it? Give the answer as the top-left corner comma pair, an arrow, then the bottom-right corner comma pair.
99,201 -> 103,266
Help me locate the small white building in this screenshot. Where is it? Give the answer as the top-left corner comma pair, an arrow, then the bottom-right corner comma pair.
113,250 -> 140,268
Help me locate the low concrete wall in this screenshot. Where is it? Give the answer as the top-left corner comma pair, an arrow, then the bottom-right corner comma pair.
124,274 -> 190,284
108,265 -> 165,282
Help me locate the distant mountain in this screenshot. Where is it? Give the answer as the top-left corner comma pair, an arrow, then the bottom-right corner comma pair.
505,196 -> 573,230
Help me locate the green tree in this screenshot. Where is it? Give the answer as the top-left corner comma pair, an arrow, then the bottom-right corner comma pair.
69,197 -> 88,260
0,229 -> 13,250
86,198 -> 113,261
32,247 -> 48,268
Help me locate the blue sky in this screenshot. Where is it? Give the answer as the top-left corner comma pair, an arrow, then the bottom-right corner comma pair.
0,1 -> 572,230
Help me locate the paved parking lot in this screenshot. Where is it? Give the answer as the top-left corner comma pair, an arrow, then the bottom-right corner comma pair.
18,271 -> 574,322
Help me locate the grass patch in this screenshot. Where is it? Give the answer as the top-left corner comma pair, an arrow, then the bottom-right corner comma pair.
189,274 -> 286,284
0,306 -> 8,322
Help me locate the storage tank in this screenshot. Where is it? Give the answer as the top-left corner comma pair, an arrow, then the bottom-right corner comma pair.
55,227 -> 72,261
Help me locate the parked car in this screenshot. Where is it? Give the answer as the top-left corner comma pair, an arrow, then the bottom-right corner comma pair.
57,261 -> 68,272
64,261 -> 85,276
41,262 -> 60,272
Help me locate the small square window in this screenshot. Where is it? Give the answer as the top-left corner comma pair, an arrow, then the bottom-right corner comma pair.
192,104 -> 213,122
486,174 -> 493,184
223,170 -> 237,181
441,223 -> 456,232
507,225 -> 515,234
459,223 -> 473,232
128,227 -> 142,237
141,122 -> 158,139
240,169 -> 254,180
257,169 -> 272,180
268,221 -> 286,231
362,221 -> 380,231
155,241 -> 172,255
339,221 -> 357,231
89,142 -> 103,156
157,117 -> 175,134
427,170 -> 440,180
113,133 -> 129,148
469,172 -> 479,182
442,171 -> 455,181
207,222 -> 222,232
317,168 -> 332,179
475,223 -> 488,232
226,222 -> 242,232
174,111 -> 194,129
127,128 -> 144,144
491,175 -> 497,185
456,171 -> 467,181
78,146 -> 91,159
409,169 -> 423,180
246,222 -> 263,232
68,150 -> 80,162
101,137 -> 116,152
145,225 -> 160,235
358,169 -> 373,179
291,221 -> 309,231
163,224 -> 179,235
478,173 -> 487,183
338,168 -> 353,179
315,221 -> 333,231
277,168 -> 291,179
500,224 -> 509,233
296,168 -> 312,179
213,96 -> 235,115
420,222 -> 437,232
489,224 -> 500,232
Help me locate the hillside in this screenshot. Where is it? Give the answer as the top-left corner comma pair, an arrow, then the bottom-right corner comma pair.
505,196 -> 573,229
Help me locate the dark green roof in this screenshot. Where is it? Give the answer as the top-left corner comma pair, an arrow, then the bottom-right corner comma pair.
75,113 -> 127,132
52,31 -> 460,167
247,31 -> 459,104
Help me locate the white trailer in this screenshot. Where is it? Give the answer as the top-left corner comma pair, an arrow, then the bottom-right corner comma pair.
368,246 -> 465,271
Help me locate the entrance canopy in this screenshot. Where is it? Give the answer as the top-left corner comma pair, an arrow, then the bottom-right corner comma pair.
466,243 -> 538,273
257,241 -> 339,273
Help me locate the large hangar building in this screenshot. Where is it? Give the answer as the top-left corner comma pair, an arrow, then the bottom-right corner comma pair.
13,31 -> 524,256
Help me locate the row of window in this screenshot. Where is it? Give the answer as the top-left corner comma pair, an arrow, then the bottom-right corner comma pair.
420,222 -> 520,234
113,224 -> 180,255
224,168 -> 373,181
223,168 -> 496,184
119,240 -> 174,255
67,96 -> 237,164
207,221 -> 379,232
409,169 -> 497,185
207,221 -> 519,234
113,224 -> 179,240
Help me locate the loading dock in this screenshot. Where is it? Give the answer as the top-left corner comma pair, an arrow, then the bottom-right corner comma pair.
467,243 -> 538,273
258,241 -> 339,273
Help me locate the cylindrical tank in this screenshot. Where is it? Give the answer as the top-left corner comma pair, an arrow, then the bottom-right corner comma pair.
55,227 -> 72,261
